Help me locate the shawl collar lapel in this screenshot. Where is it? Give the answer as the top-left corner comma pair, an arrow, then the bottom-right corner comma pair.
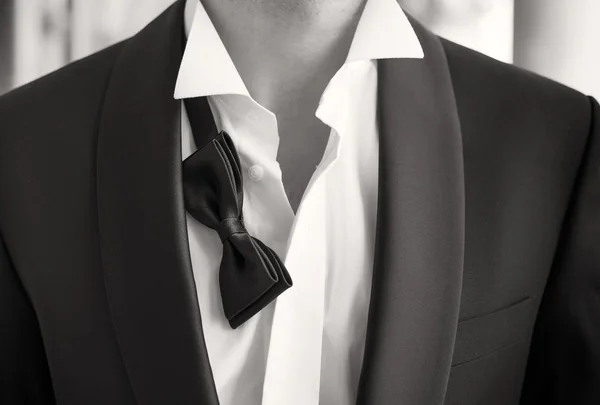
356,17 -> 465,405
97,1 -> 219,403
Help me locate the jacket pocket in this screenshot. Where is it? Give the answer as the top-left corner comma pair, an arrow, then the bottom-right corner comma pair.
451,297 -> 534,367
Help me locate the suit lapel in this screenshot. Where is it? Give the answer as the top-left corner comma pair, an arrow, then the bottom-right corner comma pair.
356,17 -> 465,405
96,1 -> 219,403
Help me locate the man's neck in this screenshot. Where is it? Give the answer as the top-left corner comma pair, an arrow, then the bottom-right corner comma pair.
192,0 -> 367,116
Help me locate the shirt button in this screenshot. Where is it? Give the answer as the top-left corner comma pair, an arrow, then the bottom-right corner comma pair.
248,165 -> 264,181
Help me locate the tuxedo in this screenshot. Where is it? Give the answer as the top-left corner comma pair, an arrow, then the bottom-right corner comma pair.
1,0 -> 599,404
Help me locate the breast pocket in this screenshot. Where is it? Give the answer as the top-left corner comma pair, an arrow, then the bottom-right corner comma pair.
451,297 -> 534,367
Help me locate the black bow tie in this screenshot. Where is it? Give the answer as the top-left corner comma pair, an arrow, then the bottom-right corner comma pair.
181,97 -> 293,329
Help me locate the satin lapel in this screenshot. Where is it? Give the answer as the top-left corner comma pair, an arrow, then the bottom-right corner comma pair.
96,1 -> 219,403
356,18 -> 465,405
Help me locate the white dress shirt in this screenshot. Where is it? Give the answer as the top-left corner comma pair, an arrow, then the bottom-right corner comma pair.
174,0 -> 423,404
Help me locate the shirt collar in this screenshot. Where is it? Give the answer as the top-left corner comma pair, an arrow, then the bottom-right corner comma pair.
173,0 -> 423,100
346,0 -> 423,63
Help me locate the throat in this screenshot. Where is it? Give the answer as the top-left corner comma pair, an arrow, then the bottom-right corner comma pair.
276,116 -> 332,214
198,0 -> 367,115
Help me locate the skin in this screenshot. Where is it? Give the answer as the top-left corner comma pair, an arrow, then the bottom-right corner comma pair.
199,0 -> 368,212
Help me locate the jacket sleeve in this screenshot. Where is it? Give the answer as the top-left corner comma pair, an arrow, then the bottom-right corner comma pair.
0,230 -> 55,403
521,96 -> 600,404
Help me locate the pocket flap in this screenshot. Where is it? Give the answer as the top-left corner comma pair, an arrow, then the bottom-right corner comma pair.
452,297 -> 534,366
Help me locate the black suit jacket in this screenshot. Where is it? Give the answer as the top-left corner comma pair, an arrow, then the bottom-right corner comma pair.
1,1 -> 599,404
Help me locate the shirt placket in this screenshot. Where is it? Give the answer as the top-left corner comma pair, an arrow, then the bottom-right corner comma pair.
218,92 -> 345,405
260,129 -> 343,405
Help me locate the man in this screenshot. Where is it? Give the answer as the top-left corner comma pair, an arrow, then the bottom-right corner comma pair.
0,0 -> 598,403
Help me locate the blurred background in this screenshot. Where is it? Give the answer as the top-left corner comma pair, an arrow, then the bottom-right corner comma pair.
0,0 -> 599,98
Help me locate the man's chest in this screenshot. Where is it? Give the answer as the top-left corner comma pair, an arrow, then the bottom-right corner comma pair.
275,116 -> 332,213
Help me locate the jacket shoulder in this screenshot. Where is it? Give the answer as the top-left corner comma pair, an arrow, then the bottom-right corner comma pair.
0,40 -> 126,135
440,37 -> 592,139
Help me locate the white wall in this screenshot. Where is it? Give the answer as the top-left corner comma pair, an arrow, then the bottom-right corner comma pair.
514,0 -> 600,98
402,0 -> 515,63
13,0 -> 70,87
12,0 -> 174,88
70,0 -> 174,60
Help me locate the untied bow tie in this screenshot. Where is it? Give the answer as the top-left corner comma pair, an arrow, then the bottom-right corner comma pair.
181,97 -> 293,329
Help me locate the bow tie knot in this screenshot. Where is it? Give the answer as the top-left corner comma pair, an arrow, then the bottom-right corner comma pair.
217,218 -> 246,242
181,101 -> 293,329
